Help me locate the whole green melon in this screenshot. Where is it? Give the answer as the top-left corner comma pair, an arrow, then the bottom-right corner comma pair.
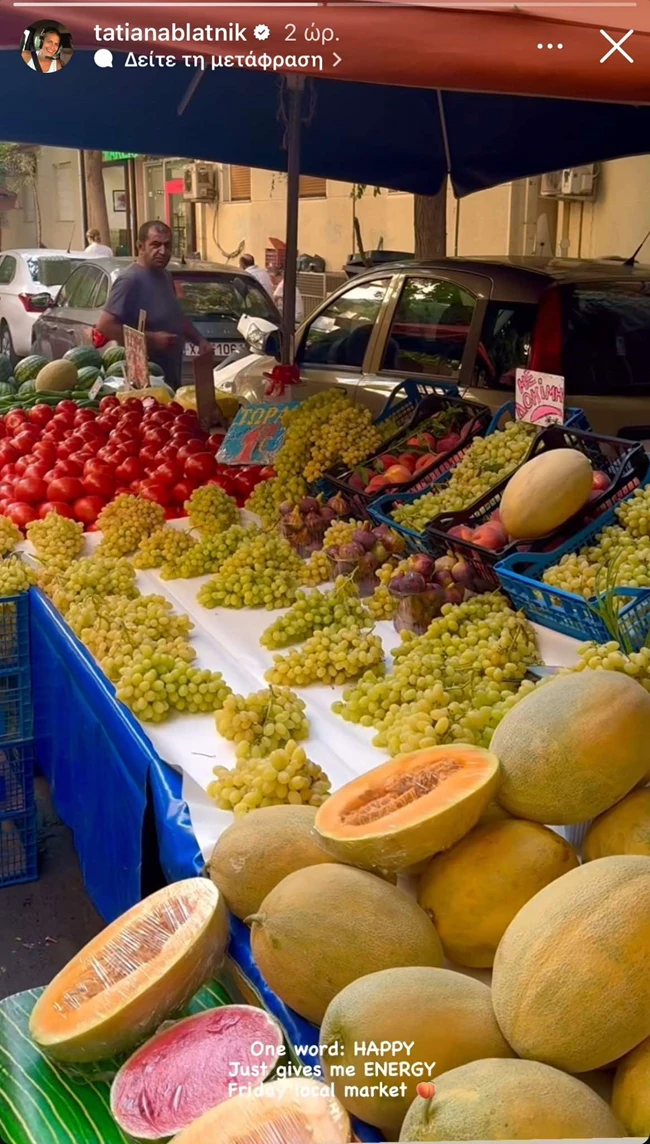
35,360 -> 78,393
14,354 -> 48,385
63,346 -> 103,371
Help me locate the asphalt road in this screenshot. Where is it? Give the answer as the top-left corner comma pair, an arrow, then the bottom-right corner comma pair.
0,778 -> 103,1001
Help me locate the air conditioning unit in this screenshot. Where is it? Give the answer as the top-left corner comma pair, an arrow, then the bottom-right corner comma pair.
540,171 -> 563,198
561,164 -> 597,199
183,163 -> 217,203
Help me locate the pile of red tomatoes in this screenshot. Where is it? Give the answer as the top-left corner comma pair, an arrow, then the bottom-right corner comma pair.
0,395 -> 270,529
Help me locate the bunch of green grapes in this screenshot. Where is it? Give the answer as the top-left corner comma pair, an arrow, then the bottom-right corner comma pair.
216,687 -> 309,758
245,478 -> 278,526
26,513 -> 84,563
301,549 -> 332,587
542,524 -> 650,600
100,636 -> 196,683
209,741 -> 331,816
322,519 -> 359,550
133,527 -> 196,570
97,494 -> 165,556
0,517 -> 22,557
48,556 -> 138,616
0,556 -> 36,596
565,639 -> 650,692
366,582 -> 397,621
265,625 -> 384,687
615,485 -> 650,538
392,420 -> 536,532
185,484 -> 239,535
66,593 -> 193,659
160,524 -> 253,580
197,531 -> 302,610
115,646 -> 231,723
332,593 -> 539,753
260,579 -> 369,649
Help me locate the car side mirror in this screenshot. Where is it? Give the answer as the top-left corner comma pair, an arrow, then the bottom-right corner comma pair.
259,329 -> 282,360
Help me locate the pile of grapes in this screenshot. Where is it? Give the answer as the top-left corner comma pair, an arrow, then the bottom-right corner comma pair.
65,593 -> 194,667
265,625 -> 384,687
215,687 -> 309,759
208,740 -> 331,816
197,531 -> 302,610
301,549 -> 332,587
0,556 -> 36,596
543,485 -> 650,601
133,527 -> 197,570
392,420 -> 536,533
26,514 -> 84,563
115,646 -> 231,723
260,579 -> 370,649
566,639 -> 650,690
97,494 -> 165,556
245,478 -> 277,527
333,593 -> 540,754
185,484 -> 239,535
40,556 -> 138,616
160,525 -> 253,580
0,518 -> 22,558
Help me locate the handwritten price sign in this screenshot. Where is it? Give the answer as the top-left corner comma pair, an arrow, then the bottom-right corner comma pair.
217,402 -> 300,466
515,369 -> 565,427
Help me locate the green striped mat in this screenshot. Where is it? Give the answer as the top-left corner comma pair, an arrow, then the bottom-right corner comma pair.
0,981 -> 231,1144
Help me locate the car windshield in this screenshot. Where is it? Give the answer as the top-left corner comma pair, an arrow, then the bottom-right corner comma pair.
173,275 -> 278,322
25,256 -> 83,287
562,281 -> 650,393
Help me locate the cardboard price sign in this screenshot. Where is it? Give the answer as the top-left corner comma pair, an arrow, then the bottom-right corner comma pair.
123,324 -> 150,389
193,349 -> 223,432
515,368 -> 565,427
217,402 -> 300,466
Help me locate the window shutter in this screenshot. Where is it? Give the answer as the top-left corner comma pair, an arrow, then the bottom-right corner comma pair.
299,176 -> 327,198
229,165 -> 251,201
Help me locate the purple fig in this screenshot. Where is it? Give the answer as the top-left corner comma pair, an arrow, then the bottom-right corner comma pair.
434,555 -> 456,574
328,494 -> 348,517
444,585 -> 464,605
353,528 -> 376,552
411,554 -> 436,579
300,496 -> 320,514
363,552 -> 380,572
435,570 -> 454,589
335,560 -> 356,577
339,542 -> 365,561
451,557 -> 472,587
320,506 -> 335,522
304,512 -> 324,529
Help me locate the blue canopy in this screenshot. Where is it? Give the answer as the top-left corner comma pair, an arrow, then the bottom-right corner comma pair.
2,47 -> 650,196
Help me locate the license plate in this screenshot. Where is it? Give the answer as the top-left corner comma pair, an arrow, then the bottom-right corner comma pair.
184,342 -> 239,358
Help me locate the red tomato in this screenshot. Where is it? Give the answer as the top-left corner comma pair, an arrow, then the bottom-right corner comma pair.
149,408 -> 174,425
33,440 -> 58,462
0,500 -> 11,515
167,401 -> 184,415
56,440 -> 77,460
5,410 -> 29,435
99,395 -> 120,413
164,505 -> 185,519
38,501 -> 76,519
141,427 -> 170,449
159,442 -> 181,464
170,431 -> 192,448
171,479 -> 195,504
211,474 -> 237,498
185,452 -> 217,483
47,476 -> 84,503
129,479 -> 143,495
121,398 -> 144,414
138,445 -> 161,471
22,463 -> 49,482
15,456 -> 34,476
95,414 -> 118,434
0,442 -> 18,467
138,479 -> 171,506
78,424 -> 105,446
84,459 -> 115,479
74,409 -> 97,426
6,502 -> 38,528
83,472 -> 114,499
206,433 -> 226,453
52,458 -> 83,478
14,477 -> 47,504
28,404 -> 55,428
0,482 -> 15,499
177,440 -> 205,463
152,460 -> 182,485
0,464 -> 17,479
56,400 -> 79,419
73,496 -> 106,525
0,423 -> 6,440
13,430 -> 40,457
115,457 -> 143,484
113,437 -> 139,457
116,414 -> 141,435
174,412 -> 199,432
114,486 -> 132,497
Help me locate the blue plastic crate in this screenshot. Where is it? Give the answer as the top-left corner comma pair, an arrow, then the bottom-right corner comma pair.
0,669 -> 33,744
496,502 -> 650,649
0,806 -> 37,887
0,739 -> 34,816
373,378 -> 460,431
0,592 -> 30,671
485,401 -> 590,435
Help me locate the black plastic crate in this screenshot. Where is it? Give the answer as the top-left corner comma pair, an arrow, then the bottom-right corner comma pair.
0,668 -> 33,744
424,427 -> 649,590
0,739 -> 34,815
0,806 -> 37,887
321,391 -> 491,520
0,592 -> 30,670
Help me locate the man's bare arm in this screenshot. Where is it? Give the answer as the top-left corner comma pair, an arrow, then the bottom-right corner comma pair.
96,311 -> 177,353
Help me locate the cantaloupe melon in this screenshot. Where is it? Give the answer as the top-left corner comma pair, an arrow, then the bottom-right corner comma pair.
248,864 -> 443,1025
583,787 -> 650,860
612,1034 -> 650,1135
172,1077 -> 352,1143
208,805 -> 338,920
314,746 -> 500,874
492,671 -> 650,823
500,448 -> 593,541
320,967 -> 513,1136
34,358 -> 78,393
417,820 -> 579,968
492,855 -> 650,1072
399,1058 -> 626,1140
29,879 -> 229,1062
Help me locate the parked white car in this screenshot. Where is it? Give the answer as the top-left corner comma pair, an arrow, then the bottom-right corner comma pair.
0,249 -> 88,363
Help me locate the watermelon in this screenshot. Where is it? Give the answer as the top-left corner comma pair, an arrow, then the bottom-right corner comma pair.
106,361 -> 127,378
63,346 -> 103,371
0,379 -> 17,396
102,346 -> 126,368
18,379 -> 35,396
14,355 -> 48,385
76,366 -> 102,390
0,354 -> 13,385
148,361 -> 164,378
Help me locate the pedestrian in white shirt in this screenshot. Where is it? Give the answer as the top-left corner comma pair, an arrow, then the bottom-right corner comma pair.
84,229 -> 113,258
273,277 -> 305,327
239,253 -> 274,298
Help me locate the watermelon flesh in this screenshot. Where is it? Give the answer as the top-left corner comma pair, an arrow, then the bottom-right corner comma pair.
110,1005 -> 284,1139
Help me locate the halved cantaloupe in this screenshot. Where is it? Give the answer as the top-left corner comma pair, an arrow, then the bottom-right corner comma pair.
314,746 -> 499,873
29,879 -> 229,1062
173,1077 -> 352,1143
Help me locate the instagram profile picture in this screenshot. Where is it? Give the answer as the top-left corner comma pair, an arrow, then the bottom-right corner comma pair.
21,21 -> 73,74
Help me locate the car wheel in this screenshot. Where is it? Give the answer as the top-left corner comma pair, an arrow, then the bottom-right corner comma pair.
0,322 -> 15,366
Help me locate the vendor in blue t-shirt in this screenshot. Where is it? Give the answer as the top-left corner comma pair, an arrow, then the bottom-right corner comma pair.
96,220 -> 212,389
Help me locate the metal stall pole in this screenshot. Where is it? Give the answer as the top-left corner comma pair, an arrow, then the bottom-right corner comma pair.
281,75 -> 305,365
